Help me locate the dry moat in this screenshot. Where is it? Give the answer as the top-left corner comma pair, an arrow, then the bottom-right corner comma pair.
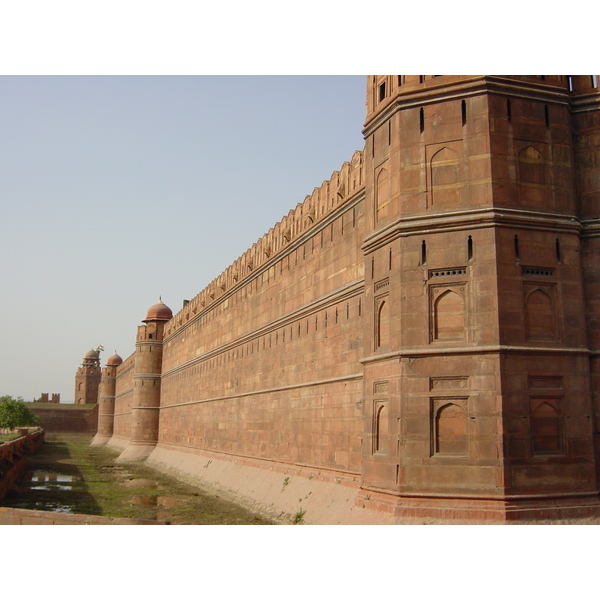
3,434 -> 272,524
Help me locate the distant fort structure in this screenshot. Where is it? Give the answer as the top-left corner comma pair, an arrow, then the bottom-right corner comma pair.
34,393 -> 60,403
77,75 -> 600,523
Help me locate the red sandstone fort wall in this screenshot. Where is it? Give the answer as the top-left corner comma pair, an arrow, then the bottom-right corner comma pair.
101,76 -> 600,522
112,354 -> 134,446
157,153 -> 367,474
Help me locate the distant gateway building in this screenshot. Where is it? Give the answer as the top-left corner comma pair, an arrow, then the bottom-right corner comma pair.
80,76 -> 600,523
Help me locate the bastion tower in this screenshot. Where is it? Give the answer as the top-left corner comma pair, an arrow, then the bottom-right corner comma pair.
74,349 -> 101,405
116,300 -> 172,462
359,75 -> 600,519
91,352 -> 123,446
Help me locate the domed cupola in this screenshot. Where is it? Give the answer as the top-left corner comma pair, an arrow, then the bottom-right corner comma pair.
143,297 -> 173,323
106,352 -> 123,366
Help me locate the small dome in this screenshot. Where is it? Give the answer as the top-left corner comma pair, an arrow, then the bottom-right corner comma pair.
144,299 -> 173,322
106,353 -> 123,366
85,349 -> 100,359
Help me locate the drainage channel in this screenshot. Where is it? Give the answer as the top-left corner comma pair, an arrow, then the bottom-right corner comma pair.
2,437 -> 273,524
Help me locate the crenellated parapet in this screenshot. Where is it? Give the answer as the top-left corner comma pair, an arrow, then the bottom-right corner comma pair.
165,150 -> 365,337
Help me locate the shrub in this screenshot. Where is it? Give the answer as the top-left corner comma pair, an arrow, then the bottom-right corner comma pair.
0,396 -> 40,431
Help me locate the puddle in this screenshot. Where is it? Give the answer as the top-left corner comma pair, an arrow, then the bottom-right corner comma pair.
33,502 -> 74,514
10,469 -> 82,514
21,472 -> 80,483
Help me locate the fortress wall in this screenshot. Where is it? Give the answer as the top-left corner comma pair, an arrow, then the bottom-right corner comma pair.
157,154 -> 368,475
163,151 -> 365,345
111,353 -> 135,446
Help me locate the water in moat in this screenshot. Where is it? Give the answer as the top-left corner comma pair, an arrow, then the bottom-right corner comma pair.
3,434 -> 272,524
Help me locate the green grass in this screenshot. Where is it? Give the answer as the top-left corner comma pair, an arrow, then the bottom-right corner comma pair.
3,435 -> 273,524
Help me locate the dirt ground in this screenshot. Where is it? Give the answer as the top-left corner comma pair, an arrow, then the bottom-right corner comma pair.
3,434 -> 273,524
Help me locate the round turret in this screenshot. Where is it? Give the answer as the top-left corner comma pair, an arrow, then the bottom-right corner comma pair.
106,352 -> 123,366
85,349 -> 100,360
143,299 -> 173,322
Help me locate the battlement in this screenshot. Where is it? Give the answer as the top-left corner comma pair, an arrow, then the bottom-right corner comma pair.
165,150 -> 365,337
34,393 -> 60,403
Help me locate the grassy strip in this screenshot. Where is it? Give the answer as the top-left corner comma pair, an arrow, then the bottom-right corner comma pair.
3,436 -> 272,524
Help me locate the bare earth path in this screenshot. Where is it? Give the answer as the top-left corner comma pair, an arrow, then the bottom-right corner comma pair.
3,434 -> 273,524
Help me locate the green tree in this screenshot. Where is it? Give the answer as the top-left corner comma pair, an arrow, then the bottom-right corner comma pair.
0,396 -> 40,430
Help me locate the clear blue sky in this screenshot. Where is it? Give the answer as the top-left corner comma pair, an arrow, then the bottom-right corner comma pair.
0,76 -> 366,401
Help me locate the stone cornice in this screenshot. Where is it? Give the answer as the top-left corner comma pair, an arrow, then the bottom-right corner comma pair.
570,92 -> 600,114
162,279 -> 365,378
362,208 -> 582,254
581,219 -> 600,238
363,76 -> 571,137
361,344 -> 591,364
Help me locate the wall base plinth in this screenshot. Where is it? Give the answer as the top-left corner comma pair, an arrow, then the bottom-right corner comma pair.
356,489 -> 600,523
90,434 -> 111,446
116,442 -> 157,463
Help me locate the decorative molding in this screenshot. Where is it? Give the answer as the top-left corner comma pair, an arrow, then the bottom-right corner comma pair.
361,344 -> 592,364
430,376 -> 469,391
363,76 -> 571,136
429,267 -> 467,279
522,266 -> 555,277
159,373 -> 364,409
362,208 -> 582,254
162,279 -> 364,377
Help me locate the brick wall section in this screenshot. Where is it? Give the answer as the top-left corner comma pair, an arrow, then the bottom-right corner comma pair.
112,354 -> 135,444
0,431 -> 44,500
26,404 -> 98,434
159,190 -> 367,474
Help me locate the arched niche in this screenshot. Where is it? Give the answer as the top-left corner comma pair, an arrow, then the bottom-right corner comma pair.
430,146 -> 461,207
518,144 -> 546,203
376,297 -> 390,349
433,289 -> 465,340
531,400 -> 561,454
374,401 -> 389,454
435,402 -> 468,455
525,287 -> 556,340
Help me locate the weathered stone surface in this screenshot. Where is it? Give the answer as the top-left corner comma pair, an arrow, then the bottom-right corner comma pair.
82,76 -> 600,523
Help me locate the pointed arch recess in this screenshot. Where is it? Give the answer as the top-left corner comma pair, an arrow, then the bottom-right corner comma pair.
434,289 -> 465,340
518,144 -> 546,203
435,402 -> 468,455
374,401 -> 389,454
525,287 -> 555,340
531,400 -> 561,454
376,296 -> 390,349
430,146 -> 461,207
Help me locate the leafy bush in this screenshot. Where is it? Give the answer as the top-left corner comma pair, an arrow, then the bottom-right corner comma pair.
0,396 -> 40,430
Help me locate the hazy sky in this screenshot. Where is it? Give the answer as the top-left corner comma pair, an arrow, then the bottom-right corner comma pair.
0,76 -> 366,401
